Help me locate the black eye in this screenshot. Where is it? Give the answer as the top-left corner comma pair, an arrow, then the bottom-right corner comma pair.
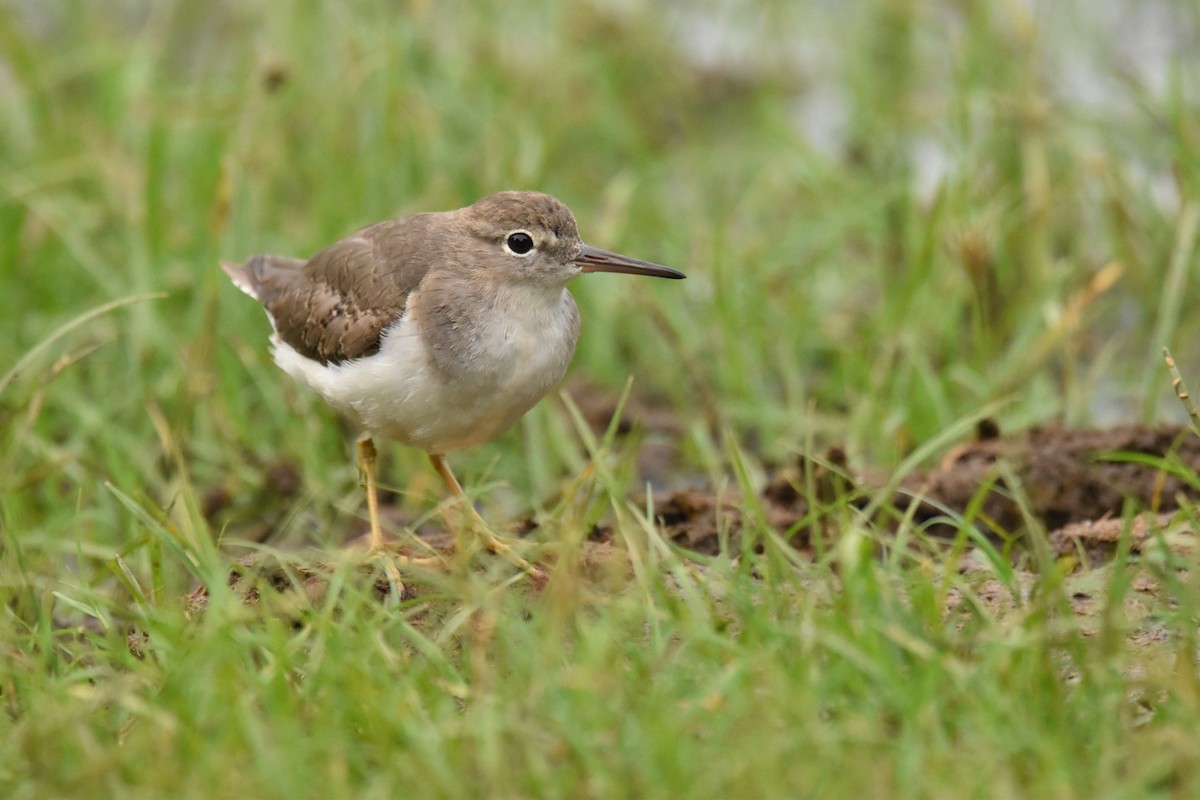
505,231 -> 534,255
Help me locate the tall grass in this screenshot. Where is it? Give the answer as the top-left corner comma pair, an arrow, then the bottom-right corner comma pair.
3,0 -> 1200,796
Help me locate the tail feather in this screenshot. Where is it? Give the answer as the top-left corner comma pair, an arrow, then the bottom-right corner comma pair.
220,254 -> 306,304
220,260 -> 257,299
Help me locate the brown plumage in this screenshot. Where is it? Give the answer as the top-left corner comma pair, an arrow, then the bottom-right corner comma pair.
221,191 -> 684,582
221,192 -> 592,367
221,217 -> 437,365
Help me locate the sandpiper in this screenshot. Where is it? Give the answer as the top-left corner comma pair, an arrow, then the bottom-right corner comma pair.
222,191 -> 685,580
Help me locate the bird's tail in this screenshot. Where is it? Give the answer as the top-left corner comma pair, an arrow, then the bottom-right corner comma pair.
220,260 -> 257,299
220,255 -> 306,303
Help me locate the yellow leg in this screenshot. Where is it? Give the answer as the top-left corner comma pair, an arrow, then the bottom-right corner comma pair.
428,452 -> 544,580
357,435 -> 406,597
356,436 -> 385,551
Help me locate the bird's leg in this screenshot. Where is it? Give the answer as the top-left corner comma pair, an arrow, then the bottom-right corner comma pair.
357,435 -> 406,597
428,452 -> 544,580
356,436 -> 386,551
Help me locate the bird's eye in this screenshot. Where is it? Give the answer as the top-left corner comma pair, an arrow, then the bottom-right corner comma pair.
504,231 -> 535,256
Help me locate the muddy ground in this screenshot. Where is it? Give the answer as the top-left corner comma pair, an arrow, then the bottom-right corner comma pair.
651,419 -> 1200,564
193,382 -> 1200,620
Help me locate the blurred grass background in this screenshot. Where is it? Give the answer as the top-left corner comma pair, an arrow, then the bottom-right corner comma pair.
3,0 -> 1200,796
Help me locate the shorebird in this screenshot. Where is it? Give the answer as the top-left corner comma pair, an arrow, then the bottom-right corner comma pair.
222,191 -> 685,581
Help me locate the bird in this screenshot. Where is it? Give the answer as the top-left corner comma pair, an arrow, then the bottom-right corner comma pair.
221,191 -> 685,582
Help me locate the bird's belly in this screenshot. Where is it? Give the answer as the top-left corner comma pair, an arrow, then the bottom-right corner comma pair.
271,312 -> 571,453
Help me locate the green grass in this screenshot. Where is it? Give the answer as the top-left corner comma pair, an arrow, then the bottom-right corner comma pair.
3,0 -> 1200,796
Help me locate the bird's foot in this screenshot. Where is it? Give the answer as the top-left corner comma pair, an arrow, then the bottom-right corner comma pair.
371,548 -> 407,601
442,504 -> 546,586
474,527 -> 548,587
367,545 -> 450,601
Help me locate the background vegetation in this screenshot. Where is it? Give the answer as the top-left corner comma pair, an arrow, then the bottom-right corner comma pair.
3,0 -> 1200,796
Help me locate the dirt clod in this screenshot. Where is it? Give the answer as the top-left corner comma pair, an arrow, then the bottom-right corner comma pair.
649,423 -> 1200,559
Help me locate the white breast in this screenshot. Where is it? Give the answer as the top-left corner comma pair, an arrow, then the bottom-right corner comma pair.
270,286 -> 579,454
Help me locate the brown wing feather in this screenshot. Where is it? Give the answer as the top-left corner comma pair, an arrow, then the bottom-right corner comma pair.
228,215 -> 440,365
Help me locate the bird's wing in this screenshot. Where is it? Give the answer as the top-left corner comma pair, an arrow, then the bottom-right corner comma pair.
230,217 -> 437,365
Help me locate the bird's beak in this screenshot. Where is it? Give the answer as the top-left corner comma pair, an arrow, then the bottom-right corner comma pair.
574,245 -> 686,279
